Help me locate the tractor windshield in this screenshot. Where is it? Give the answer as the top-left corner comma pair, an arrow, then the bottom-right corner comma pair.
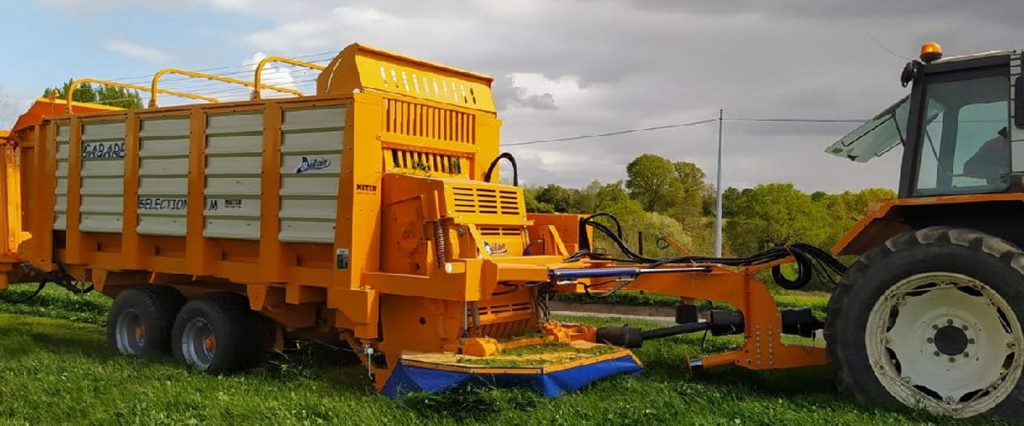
826,96 -> 909,162
912,74 -> 1009,196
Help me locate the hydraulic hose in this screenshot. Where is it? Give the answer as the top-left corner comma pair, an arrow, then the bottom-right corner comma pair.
483,152 -> 518,186
568,211 -> 848,289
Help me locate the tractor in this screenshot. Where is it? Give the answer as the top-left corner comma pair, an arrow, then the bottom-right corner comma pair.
826,42 -> 1024,419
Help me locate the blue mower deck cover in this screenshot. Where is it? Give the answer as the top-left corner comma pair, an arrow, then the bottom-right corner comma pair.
382,351 -> 643,397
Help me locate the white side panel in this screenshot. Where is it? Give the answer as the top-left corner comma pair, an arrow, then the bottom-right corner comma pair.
79,120 -> 126,233
204,112 -> 262,240
138,116 -> 190,236
54,124 -> 69,230
278,106 -> 345,243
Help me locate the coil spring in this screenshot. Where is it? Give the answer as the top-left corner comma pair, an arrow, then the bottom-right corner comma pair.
433,221 -> 447,266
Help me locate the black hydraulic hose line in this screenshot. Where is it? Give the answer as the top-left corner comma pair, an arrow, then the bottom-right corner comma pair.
0,280 -> 47,304
582,217 -> 654,263
483,152 -> 518,186
0,262 -> 95,304
640,322 -> 711,340
582,213 -> 624,238
578,212 -> 625,253
566,210 -> 850,294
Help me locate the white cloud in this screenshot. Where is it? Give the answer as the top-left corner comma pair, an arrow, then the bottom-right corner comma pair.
103,40 -> 171,62
247,52 -> 299,99
246,6 -> 406,52
131,0 -> 1024,192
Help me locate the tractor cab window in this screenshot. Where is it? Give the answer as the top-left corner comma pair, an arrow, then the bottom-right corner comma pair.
825,96 -> 908,162
913,74 -> 1009,196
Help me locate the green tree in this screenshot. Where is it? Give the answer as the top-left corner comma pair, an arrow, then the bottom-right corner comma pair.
534,184 -> 579,213
524,186 -> 555,213
574,180 -> 631,213
724,183 -> 829,255
43,79 -> 143,109
817,187 -> 896,244
720,187 -> 744,218
668,161 -> 707,221
625,154 -> 682,212
592,197 -> 693,259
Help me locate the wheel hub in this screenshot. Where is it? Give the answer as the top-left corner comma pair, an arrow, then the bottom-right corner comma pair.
181,317 -> 216,370
866,272 -> 1024,418
933,324 -> 969,356
115,310 -> 146,355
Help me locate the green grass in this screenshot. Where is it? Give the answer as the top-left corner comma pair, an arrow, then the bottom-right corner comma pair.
0,284 -> 1004,425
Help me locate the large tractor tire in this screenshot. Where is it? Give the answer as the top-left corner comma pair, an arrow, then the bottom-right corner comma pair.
106,285 -> 186,357
171,292 -> 271,375
827,227 -> 1024,420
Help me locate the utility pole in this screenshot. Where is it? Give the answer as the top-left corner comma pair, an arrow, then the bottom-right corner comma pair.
714,109 -> 723,258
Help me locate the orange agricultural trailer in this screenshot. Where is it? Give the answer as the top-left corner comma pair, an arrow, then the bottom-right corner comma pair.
0,43 -> 831,397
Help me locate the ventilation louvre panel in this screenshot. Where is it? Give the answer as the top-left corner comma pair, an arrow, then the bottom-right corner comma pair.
478,226 -> 523,237
451,186 -> 521,216
388,148 -> 464,176
383,98 -> 475,145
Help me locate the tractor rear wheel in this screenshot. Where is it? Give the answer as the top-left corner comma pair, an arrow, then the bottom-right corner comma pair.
827,227 -> 1024,420
106,285 -> 185,357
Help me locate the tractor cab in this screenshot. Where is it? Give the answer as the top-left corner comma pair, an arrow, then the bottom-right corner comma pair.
828,42 -> 1019,198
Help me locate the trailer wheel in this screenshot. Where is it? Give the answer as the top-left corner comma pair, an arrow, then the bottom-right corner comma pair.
171,293 -> 267,374
106,286 -> 185,357
827,227 -> 1024,420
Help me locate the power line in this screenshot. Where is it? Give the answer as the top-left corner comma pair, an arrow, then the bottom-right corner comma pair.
505,118 -> 719,147
504,116 -> 870,147
104,50 -> 338,83
726,117 -> 867,123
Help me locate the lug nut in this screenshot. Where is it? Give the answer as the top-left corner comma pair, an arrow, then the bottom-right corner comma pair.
962,324 -> 969,331
927,337 -> 934,343
963,352 -> 970,358
932,324 -> 940,330
934,351 -> 941,357
947,319 -> 954,325
948,357 -> 956,363
968,338 -> 975,345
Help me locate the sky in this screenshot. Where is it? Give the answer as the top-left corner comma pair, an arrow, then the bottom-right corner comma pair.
2,0 -> 1023,192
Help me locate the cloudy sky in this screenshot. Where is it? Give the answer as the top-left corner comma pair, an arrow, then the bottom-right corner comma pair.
2,0 -> 1023,192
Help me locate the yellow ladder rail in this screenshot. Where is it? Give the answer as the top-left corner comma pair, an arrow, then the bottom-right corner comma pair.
66,78 -> 219,113
150,68 -> 305,107
251,56 -> 326,100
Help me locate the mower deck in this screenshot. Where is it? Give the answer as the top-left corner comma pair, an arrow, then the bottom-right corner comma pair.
381,342 -> 642,397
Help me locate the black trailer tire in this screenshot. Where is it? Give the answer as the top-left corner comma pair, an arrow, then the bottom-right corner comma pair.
826,227 -> 1024,420
171,292 -> 268,375
106,285 -> 185,357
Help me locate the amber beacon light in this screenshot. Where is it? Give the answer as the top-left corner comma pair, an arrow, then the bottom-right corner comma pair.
920,41 -> 943,63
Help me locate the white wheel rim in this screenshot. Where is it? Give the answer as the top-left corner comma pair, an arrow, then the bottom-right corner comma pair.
866,272 -> 1024,418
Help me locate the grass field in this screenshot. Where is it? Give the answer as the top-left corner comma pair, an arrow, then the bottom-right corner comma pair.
0,286 -> 1000,425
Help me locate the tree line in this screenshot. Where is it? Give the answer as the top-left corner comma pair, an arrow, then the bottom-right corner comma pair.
42,80 -> 143,109
525,153 -> 895,260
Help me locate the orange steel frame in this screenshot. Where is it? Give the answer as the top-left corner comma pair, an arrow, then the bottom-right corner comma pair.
496,227 -> 828,371
1,43 -> 828,390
